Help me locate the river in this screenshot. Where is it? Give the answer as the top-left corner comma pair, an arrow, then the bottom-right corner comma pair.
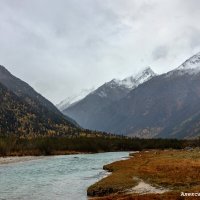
0,152 -> 129,200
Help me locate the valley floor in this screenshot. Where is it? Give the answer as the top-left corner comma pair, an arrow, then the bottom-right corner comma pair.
88,149 -> 200,200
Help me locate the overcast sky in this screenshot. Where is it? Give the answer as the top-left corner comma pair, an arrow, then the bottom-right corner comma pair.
0,0 -> 200,104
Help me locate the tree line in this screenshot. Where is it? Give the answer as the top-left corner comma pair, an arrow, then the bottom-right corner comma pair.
0,135 -> 199,156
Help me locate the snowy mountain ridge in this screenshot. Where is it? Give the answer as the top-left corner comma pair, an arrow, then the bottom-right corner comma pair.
58,67 -> 156,110
90,67 -> 156,99
57,87 -> 95,111
105,67 -> 156,90
167,52 -> 200,77
121,67 -> 156,89
178,52 -> 200,71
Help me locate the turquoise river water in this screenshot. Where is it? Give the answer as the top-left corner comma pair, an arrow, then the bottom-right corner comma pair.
0,152 -> 129,200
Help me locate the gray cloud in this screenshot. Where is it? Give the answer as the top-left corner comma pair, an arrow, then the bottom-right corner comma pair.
0,0 -> 200,104
152,45 -> 169,60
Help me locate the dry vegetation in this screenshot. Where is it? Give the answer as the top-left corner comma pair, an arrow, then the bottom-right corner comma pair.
88,149 -> 200,200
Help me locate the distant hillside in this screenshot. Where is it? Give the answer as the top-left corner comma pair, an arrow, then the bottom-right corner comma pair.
0,82 -> 75,136
0,65 -> 78,137
0,65 -> 68,118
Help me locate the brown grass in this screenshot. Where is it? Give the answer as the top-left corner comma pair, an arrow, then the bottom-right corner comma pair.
88,149 -> 200,199
90,192 -> 200,200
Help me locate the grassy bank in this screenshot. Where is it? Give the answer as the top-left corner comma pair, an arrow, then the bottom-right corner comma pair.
0,135 -> 196,156
87,149 -> 200,200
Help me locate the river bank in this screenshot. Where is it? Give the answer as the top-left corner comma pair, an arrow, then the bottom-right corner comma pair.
88,149 -> 200,200
0,156 -> 45,165
0,150 -> 96,164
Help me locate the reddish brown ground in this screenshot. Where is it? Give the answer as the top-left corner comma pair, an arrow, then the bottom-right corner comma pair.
88,149 -> 200,200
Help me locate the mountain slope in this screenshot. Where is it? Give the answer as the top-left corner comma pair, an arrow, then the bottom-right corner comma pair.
63,67 -> 156,129
89,52 -> 200,138
0,65 -> 62,115
0,82 -> 76,136
0,65 -> 77,136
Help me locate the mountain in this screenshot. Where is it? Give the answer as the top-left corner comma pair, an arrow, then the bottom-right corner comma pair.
114,67 -> 157,89
0,65 -> 77,136
177,52 -> 200,72
63,67 -> 156,129
57,87 -> 95,111
86,52 -> 200,139
168,52 -> 200,75
0,65 -> 60,115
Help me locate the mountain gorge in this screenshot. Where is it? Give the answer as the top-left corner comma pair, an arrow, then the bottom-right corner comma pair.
61,53 -> 200,139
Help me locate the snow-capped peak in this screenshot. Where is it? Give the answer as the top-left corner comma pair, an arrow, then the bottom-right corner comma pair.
59,68 -> 156,105
57,87 -> 95,111
94,67 -> 156,98
177,52 -> 200,71
107,67 -> 156,89
166,52 -> 200,77
121,67 -> 156,89
177,52 -> 200,70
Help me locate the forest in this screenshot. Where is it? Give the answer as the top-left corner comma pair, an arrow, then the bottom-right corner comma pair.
0,135 -> 199,156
